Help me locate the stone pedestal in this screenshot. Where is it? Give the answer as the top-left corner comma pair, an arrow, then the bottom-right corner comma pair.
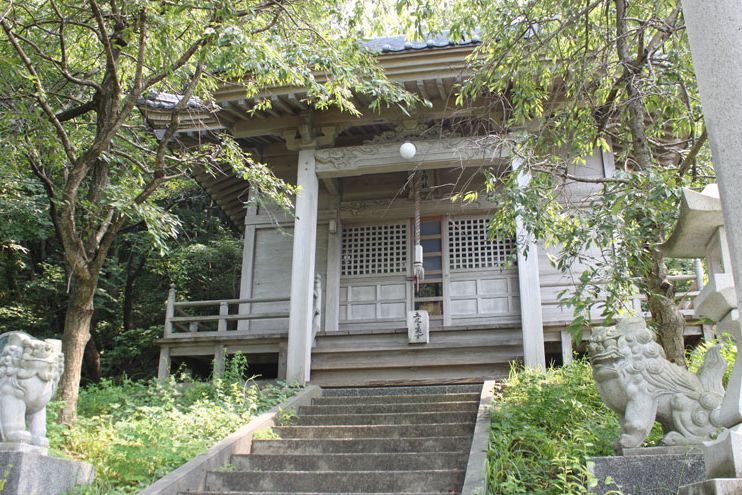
589,447 -> 705,495
0,451 -> 94,495
678,479 -> 742,495
703,425 -> 742,479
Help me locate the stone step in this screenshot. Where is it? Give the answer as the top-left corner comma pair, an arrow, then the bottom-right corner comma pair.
250,436 -> 472,454
312,392 -> 480,405
321,384 -> 482,397
273,423 -> 474,439
204,469 -> 466,493
186,492 -> 448,494
293,411 -> 477,426
299,401 -> 479,415
232,452 -> 469,471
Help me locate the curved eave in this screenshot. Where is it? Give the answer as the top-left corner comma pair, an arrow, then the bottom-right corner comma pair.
660,188 -> 724,258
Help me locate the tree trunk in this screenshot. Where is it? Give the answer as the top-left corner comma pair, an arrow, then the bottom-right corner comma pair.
123,248 -> 146,333
84,335 -> 101,383
644,248 -> 687,367
57,274 -> 97,424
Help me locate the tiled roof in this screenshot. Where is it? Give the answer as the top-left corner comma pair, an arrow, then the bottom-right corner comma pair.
362,32 -> 480,53
137,92 -> 204,110
139,32 -> 478,109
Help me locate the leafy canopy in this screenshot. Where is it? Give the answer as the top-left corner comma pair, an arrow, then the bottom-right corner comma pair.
404,0 -> 713,331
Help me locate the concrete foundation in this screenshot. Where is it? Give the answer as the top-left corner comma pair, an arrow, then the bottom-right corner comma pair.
0,451 -> 94,495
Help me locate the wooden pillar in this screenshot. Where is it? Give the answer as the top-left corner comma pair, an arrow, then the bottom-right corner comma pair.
238,186 -> 258,331
324,217 -> 341,332
164,285 -> 176,337
278,342 -> 288,380
213,345 -> 226,379
158,346 -> 171,383
286,148 -> 319,383
560,330 -> 573,366
217,302 -> 228,333
513,157 -> 546,370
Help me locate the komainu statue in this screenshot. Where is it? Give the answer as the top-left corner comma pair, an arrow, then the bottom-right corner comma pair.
588,317 -> 726,450
0,332 -> 64,448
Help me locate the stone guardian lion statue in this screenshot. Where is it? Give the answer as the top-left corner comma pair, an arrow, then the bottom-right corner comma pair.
0,332 -> 64,448
588,317 -> 726,450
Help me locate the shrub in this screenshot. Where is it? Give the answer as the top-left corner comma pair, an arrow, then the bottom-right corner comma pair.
487,359 -> 645,494
49,368 -> 301,494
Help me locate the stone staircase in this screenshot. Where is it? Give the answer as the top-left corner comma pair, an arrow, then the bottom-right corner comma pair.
185,384 -> 482,494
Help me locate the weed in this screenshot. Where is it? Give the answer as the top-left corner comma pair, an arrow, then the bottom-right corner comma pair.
216,463 -> 236,472
275,407 -> 297,426
48,372 -> 302,495
486,359 -> 641,494
252,427 -> 280,440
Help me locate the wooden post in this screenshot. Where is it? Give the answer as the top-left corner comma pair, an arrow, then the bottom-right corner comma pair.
560,330 -> 573,366
287,148 -> 319,383
158,346 -> 171,383
238,199 -> 258,332
218,301 -> 229,333
213,345 -> 226,379
324,217 -> 341,332
513,157 -> 546,370
164,284 -> 176,336
278,342 -> 288,380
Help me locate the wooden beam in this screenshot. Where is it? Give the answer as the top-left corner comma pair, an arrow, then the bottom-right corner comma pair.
271,95 -> 296,115
436,78 -> 448,102
322,178 -> 340,196
314,137 -> 510,178
231,100 -> 486,139
287,93 -> 308,111
416,80 -> 429,101
220,105 -> 248,122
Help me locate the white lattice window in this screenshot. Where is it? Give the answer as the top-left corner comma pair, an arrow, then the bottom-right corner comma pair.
448,218 -> 515,270
341,223 -> 408,276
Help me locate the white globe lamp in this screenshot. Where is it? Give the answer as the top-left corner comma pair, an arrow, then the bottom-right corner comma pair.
399,141 -> 417,160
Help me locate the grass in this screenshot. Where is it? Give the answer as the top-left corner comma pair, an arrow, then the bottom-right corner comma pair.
48,355 -> 302,495
486,340 -> 738,495
485,359 -> 662,495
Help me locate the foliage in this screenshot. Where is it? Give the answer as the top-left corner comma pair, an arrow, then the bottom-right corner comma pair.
486,359 -> 663,494
99,326 -> 162,380
688,336 -> 737,386
48,366 -> 302,494
0,0 -> 418,420
166,238 -> 243,302
391,0 -> 714,364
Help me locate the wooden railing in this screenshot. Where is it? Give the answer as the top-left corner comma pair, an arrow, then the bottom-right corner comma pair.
163,285 -> 290,338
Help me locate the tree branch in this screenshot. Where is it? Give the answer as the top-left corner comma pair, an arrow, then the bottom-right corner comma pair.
135,63 -> 205,205
677,127 -> 707,179
531,165 -> 630,184
55,100 -> 97,122
50,0 -> 103,91
614,0 -> 653,170
1,19 -> 78,163
88,0 -> 120,96
27,152 -> 64,247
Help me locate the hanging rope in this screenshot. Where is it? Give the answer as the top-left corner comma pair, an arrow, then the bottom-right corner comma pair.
413,171 -> 424,291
